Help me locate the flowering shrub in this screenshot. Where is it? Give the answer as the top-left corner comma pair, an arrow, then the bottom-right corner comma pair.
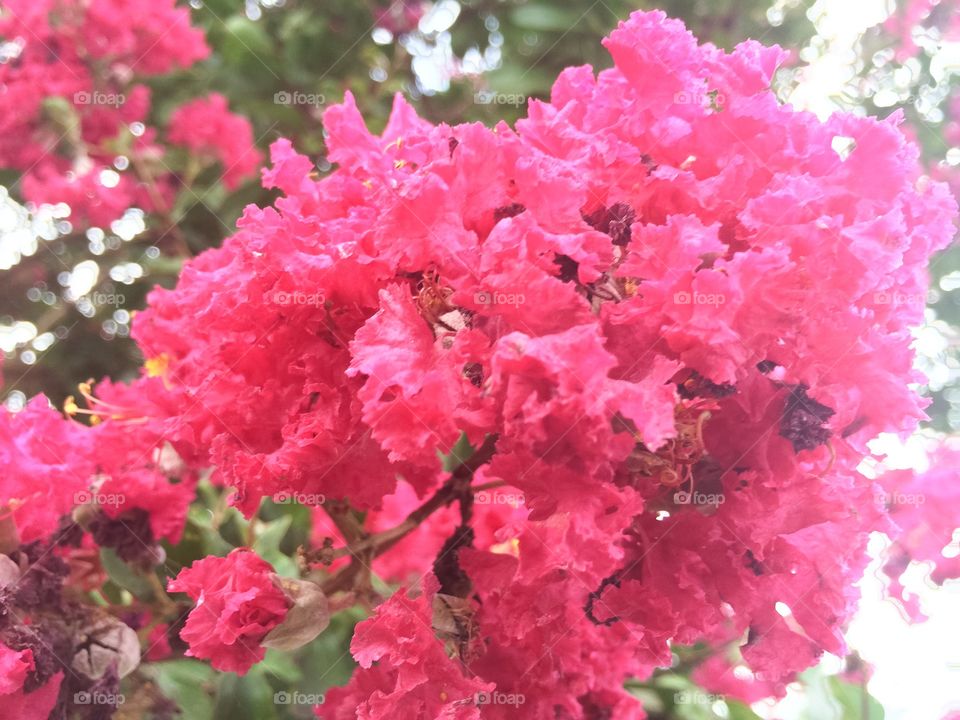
0,7 -> 958,720
0,0 -> 257,227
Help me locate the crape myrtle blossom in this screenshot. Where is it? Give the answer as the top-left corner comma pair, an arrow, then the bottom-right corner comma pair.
167,94 -> 264,191
0,0 -> 259,227
121,8 -> 956,718
0,8 -> 956,719
0,642 -> 63,720
875,447 -> 960,621
167,549 -> 292,674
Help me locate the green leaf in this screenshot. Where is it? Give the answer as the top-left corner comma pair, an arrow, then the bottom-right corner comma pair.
510,4 -> 583,32
221,15 -> 276,65
151,659 -> 217,720
259,649 -> 302,685
254,515 -> 293,558
188,504 -> 217,530
483,64 -> 554,100
214,666 -> 278,720
99,548 -> 155,602
438,431 -> 476,472
40,96 -> 82,146
797,666 -> 885,720
827,676 -> 885,720
297,609 -> 364,694
727,700 -> 765,720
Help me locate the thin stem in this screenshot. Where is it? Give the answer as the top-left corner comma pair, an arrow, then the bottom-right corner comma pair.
130,151 -> 193,258
319,435 -> 499,594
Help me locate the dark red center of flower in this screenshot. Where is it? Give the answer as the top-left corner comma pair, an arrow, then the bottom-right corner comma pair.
582,202 -> 636,246
88,508 -> 158,568
492,202 -> 526,222
779,385 -> 835,452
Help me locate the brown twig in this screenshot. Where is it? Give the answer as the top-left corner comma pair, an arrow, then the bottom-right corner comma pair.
319,435 -> 498,594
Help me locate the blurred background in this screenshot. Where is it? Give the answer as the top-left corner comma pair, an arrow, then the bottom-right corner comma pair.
1,0 -> 958,718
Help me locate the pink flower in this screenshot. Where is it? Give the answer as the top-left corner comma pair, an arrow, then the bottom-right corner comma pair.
103,9 -> 956,712
167,549 -> 291,674
21,160 -> 143,228
322,588 -> 494,719
146,623 -> 173,662
0,0 -> 211,228
167,94 -> 263,189
83,0 -> 209,74
0,397 -> 91,544
877,448 -> 960,620
0,643 -> 63,720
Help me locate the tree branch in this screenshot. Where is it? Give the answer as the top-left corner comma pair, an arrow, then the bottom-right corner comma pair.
318,435 -> 498,595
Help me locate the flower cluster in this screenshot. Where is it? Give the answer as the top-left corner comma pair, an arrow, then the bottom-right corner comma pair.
876,447 -> 960,621
168,94 -> 263,190
167,549 -> 291,674
0,9 -> 956,719
0,0 -> 259,227
116,9 -> 956,717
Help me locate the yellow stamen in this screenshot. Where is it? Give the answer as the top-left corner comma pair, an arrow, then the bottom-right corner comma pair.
145,353 -> 171,379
